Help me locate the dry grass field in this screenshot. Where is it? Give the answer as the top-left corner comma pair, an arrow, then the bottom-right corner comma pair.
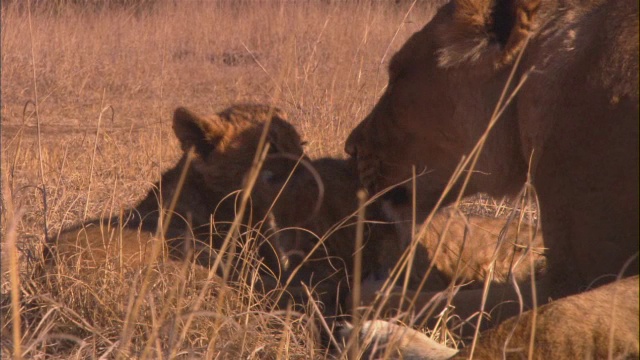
1,1 -> 533,358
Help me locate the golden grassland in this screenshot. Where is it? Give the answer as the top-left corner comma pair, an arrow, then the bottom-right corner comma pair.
1,1 -> 528,358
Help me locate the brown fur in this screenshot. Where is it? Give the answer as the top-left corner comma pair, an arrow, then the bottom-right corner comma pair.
254,157 -> 375,274
353,210 -> 547,332
251,157 -> 371,313
48,104 -> 305,274
253,157 -> 546,315
345,0 -> 638,356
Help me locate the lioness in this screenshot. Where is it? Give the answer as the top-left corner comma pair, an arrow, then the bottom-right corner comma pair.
47,104 -> 305,277
344,0 -> 638,357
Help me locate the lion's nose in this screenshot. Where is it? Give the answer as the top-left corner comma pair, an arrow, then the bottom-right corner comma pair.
345,117 -> 367,157
344,141 -> 357,158
345,131 -> 360,157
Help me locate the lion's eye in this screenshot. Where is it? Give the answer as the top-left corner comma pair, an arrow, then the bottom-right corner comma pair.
260,169 -> 290,186
267,141 -> 279,154
261,170 -> 277,184
382,187 -> 410,206
300,141 -> 308,147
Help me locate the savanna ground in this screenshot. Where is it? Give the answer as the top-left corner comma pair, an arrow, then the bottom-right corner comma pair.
1,1 -> 533,358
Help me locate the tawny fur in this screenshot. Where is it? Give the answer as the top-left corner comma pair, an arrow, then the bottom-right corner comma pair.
380,197 -> 545,288
407,211 -> 545,289
345,0 -> 638,357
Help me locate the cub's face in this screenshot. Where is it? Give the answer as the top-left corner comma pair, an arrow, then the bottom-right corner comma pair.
251,156 -> 361,291
173,105 -> 305,193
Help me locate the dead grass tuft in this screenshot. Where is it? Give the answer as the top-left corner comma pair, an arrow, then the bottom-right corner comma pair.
1,245 -> 317,358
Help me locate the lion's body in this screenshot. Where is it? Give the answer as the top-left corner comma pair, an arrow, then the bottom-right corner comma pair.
48,104 -> 305,272
344,0 -> 638,357
356,211 -> 546,323
51,216 -> 165,270
454,276 -> 639,359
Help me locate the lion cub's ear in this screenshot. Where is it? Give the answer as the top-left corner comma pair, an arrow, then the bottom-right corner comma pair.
172,107 -> 230,158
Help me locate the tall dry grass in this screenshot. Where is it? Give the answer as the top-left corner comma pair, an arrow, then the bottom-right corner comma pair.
0,1 -> 436,358
1,1 -> 533,358
2,0 -> 439,153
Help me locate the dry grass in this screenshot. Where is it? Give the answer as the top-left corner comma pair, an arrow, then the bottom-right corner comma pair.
1,1 -> 536,358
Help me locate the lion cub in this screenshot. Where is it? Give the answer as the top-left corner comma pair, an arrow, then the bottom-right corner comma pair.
252,156 -> 545,313
47,104 -> 305,273
392,208 -> 546,291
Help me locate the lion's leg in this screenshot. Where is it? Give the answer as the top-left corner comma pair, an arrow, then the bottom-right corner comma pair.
340,320 -> 459,360
453,276 -> 639,359
345,277 -> 638,360
355,276 -> 552,338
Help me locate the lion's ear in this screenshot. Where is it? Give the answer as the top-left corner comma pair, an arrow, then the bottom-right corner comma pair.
172,107 -> 230,158
438,0 -> 540,67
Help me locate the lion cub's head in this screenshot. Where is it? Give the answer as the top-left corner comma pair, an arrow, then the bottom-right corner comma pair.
250,156 -> 388,309
172,104 -> 305,198
49,104 -> 306,273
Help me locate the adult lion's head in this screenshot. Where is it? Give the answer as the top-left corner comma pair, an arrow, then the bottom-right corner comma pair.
345,1 -> 535,214
345,0 -> 638,296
